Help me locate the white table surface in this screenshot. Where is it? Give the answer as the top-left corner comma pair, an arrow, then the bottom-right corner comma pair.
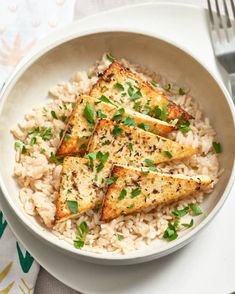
31,1 -> 234,293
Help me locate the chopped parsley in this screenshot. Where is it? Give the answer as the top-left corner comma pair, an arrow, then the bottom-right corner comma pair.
138,123 -> 150,131
133,101 -> 142,112
14,141 -> 20,149
51,110 -> 58,119
84,152 -> 97,170
74,221 -> 89,249
114,83 -> 124,91
163,150 -> 173,159
127,203 -> 134,209
150,82 -> 158,88
66,200 -> 78,214
113,108 -> 125,122
96,109 -> 107,119
131,188 -> 141,198
83,102 -> 95,124
40,148 -> 46,154
144,158 -> 155,167
177,116 -> 190,133
178,125 -> 190,133
61,115 -> 67,122
21,145 -> 27,154
49,152 -> 63,164
112,125 -> 123,136
127,82 -> 142,100
160,103 -> 168,121
30,137 -> 36,146
179,87 -> 186,95
172,207 -> 189,217
105,176 -> 118,185
118,188 -> 127,200
182,219 -> 194,228
121,116 -> 136,127
99,95 -> 117,107
63,133 -> 72,143
189,203 -> 202,216
117,234 -> 124,241
106,53 -> 114,62
163,223 -> 178,241
213,142 -> 222,153
40,127 -> 53,141
59,130 -> 64,139
127,142 -> 133,151
102,140 -> 111,146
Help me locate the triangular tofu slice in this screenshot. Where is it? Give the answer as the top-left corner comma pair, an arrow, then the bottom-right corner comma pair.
56,95 -> 175,157
101,165 -> 212,221
87,119 -> 197,167
90,61 -> 193,122
56,157 -> 111,222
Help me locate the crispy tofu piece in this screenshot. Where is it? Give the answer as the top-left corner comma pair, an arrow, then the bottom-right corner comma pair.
87,119 -> 197,167
90,61 -> 193,122
56,157 -> 110,222
101,165 -> 212,221
56,95 -> 175,157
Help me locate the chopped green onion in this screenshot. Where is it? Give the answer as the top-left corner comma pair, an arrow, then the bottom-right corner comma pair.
114,83 -> 124,91
105,176 -> 119,185
112,125 -> 123,136
51,111 -> 58,120
189,203 -> 202,216
182,219 -> 194,228
106,53 -> 114,62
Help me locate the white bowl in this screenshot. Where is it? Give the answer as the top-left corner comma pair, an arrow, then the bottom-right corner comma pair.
0,30 -> 234,265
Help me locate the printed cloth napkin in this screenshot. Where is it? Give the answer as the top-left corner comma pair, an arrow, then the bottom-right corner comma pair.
0,1 -> 75,292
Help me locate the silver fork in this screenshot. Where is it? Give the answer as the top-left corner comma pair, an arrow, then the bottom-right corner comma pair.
207,0 -> 235,103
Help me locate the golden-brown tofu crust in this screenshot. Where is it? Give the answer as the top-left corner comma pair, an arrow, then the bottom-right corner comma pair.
101,165 -> 212,221
90,62 -> 193,121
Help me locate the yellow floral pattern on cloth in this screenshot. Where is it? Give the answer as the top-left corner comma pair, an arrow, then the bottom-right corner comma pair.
0,0 -> 76,293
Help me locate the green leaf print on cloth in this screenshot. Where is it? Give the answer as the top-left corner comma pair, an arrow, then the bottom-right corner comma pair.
16,243 -> 34,274
0,212 -> 7,239
0,262 -> 14,294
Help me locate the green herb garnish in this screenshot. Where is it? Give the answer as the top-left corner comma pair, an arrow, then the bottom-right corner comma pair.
117,234 -> 124,241
121,117 -> 136,127
118,188 -> 127,200
14,141 -> 20,149
163,150 -> 173,159
106,53 -> 114,62
114,83 -> 124,91
51,110 -> 58,119
138,123 -> 150,131
160,103 -> 168,121
66,200 -> 78,214
112,125 -> 123,136
189,203 -> 202,216
144,158 -> 155,167
83,102 -> 95,124
96,109 -> 107,119
74,221 -> 89,249
127,203 -> 134,209
182,219 -> 194,228
112,108 -> 125,122
102,140 -> 111,146
30,137 -> 36,146
172,207 -> 189,217
213,142 -> 222,153
127,142 -> 133,151
163,223 -> 178,241
105,176 -> 118,185
131,188 -> 141,198
21,145 -> 27,154
99,95 -> 117,107
133,101 -> 142,112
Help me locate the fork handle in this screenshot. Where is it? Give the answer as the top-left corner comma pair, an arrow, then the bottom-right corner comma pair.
229,75 -> 235,104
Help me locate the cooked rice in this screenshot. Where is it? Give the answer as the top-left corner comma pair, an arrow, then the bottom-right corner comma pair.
12,54 -> 220,254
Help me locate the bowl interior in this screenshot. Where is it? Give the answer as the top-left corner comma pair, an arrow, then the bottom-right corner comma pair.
0,31 -> 234,264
